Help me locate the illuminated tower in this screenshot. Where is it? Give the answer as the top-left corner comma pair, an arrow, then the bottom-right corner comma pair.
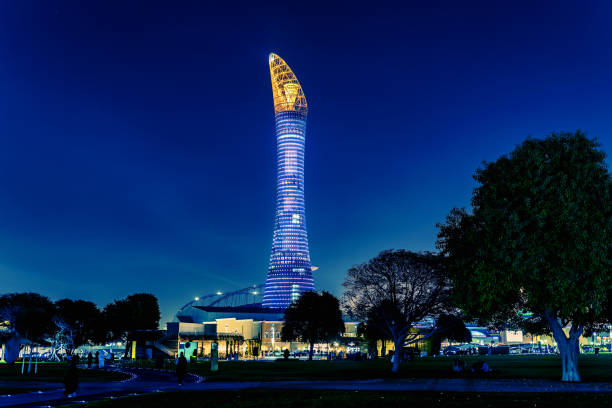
262,53 -> 315,309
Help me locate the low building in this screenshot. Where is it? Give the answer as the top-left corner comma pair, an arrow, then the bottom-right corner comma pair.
159,318 -> 365,359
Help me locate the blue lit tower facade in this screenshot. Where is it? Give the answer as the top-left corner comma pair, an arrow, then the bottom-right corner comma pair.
262,53 -> 315,309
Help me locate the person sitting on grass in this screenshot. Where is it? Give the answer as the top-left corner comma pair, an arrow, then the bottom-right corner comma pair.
63,359 -> 79,398
452,358 -> 465,373
471,360 -> 490,374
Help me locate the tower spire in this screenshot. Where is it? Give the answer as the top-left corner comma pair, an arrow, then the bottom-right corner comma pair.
268,53 -> 308,115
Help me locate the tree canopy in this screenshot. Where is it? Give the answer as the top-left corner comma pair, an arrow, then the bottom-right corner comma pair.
342,250 -> 452,372
104,293 -> 161,343
0,293 -> 56,363
357,307 -> 390,358
430,314 -> 472,355
0,291 -> 161,363
0,293 -> 56,343
281,291 -> 345,360
437,131 -> 612,382
54,299 -> 104,353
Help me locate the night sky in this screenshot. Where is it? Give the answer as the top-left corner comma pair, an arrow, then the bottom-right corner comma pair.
1,1 -> 611,324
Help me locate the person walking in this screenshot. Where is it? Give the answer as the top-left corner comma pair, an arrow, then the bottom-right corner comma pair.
87,352 -> 93,369
63,359 -> 79,397
97,351 -> 105,368
175,352 -> 188,386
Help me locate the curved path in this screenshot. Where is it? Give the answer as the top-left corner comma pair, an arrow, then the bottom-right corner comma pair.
0,366 -> 203,407
2,367 -> 612,407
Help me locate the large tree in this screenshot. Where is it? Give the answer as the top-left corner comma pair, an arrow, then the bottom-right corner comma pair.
429,314 -> 472,356
281,291 -> 345,360
54,299 -> 103,355
0,293 -> 56,363
103,293 -> 160,356
357,308 -> 389,358
342,250 -> 452,372
437,131 -> 612,382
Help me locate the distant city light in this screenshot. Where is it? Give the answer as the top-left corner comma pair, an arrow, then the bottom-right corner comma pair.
216,291 -> 223,295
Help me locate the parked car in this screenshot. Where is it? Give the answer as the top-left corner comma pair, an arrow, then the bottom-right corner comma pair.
582,345 -> 594,354
491,345 -> 509,355
442,346 -> 461,356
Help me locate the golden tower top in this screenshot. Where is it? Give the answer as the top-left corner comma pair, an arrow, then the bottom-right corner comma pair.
269,53 -> 308,115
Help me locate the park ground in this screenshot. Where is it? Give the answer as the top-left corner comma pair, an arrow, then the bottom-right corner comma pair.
0,362 -> 128,395
66,389 -> 612,408
172,354 -> 612,382
1,356 -> 611,407
0,362 -> 128,383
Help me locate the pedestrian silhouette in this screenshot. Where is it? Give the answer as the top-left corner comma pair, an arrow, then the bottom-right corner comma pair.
63,359 -> 79,397
97,351 -> 104,368
176,352 -> 188,385
87,352 -> 93,369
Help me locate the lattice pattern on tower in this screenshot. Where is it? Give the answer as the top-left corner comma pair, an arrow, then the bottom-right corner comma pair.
269,53 -> 308,115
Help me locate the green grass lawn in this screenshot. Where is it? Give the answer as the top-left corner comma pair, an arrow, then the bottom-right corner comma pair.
185,355 -> 612,382
67,389 -> 612,408
0,362 -> 128,383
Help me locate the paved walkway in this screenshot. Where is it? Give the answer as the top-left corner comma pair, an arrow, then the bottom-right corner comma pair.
0,367 -> 203,407
1,367 -> 612,407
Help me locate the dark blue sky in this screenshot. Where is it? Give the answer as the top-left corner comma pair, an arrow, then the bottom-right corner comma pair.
1,1 -> 611,324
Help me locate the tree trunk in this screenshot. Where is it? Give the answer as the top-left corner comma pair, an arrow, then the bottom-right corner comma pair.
123,335 -> 131,359
21,336 -> 27,375
27,345 -> 32,374
309,342 -> 314,361
368,340 -> 377,359
391,338 -> 402,373
545,312 -> 582,382
560,341 -> 580,382
21,348 -> 25,374
381,340 -> 386,357
4,335 -> 21,364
